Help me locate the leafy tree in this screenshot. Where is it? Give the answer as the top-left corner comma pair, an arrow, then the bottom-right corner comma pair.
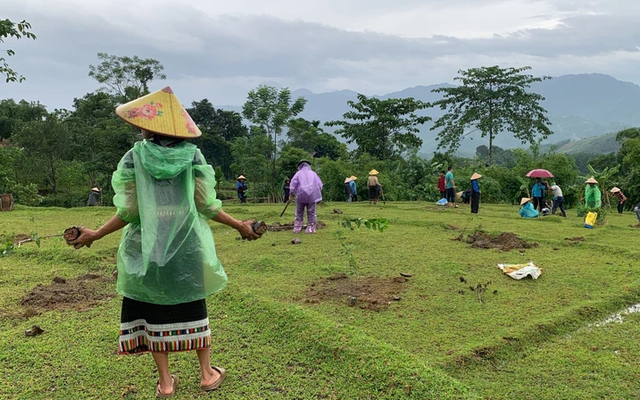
0,99 -> 48,139
242,85 -> 306,197
616,131 -> 640,207
0,19 -> 36,83
66,91 -> 136,187
429,66 -> 552,165
187,99 -> 248,178
12,112 -> 73,194
287,118 -> 346,160
230,127 -> 274,200
88,53 -> 166,101
327,94 -> 430,160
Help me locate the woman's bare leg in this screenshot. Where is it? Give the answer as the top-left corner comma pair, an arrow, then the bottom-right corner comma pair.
151,352 -> 173,394
197,348 -> 221,387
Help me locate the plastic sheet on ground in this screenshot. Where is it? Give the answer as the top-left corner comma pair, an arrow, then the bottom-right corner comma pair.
436,198 -> 448,206
497,261 -> 542,280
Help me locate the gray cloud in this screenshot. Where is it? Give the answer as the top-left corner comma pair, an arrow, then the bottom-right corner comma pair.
2,0 -> 640,108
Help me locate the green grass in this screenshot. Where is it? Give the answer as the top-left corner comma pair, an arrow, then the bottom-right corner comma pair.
1,203 -> 639,399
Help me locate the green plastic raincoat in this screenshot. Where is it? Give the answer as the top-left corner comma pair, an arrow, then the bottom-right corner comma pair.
584,184 -> 602,208
112,140 -> 226,305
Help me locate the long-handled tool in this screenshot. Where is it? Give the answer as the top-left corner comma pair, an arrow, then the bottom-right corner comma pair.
280,200 -> 291,217
380,188 -> 386,205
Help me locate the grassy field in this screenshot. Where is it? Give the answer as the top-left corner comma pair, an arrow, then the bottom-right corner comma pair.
1,202 -> 639,399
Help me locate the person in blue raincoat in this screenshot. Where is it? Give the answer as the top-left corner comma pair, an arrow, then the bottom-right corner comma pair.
349,175 -> 358,202
519,197 -> 539,218
236,175 -> 248,203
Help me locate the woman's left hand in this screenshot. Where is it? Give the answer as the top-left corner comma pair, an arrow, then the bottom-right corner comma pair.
69,226 -> 99,249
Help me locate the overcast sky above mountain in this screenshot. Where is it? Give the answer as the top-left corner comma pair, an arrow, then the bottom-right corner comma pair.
3,0 -> 640,109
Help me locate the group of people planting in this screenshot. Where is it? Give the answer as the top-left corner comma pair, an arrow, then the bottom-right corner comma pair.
65,87 -> 639,398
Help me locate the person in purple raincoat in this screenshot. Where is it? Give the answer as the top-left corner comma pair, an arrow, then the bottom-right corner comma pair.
289,159 -> 323,234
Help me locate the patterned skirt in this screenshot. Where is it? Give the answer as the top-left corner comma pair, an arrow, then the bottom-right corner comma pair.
119,297 -> 211,355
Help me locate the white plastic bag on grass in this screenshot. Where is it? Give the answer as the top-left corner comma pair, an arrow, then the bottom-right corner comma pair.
497,261 -> 542,280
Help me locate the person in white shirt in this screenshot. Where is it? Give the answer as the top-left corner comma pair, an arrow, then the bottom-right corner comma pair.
546,181 -> 566,217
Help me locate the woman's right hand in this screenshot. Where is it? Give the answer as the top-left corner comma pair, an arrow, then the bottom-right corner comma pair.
238,220 -> 261,241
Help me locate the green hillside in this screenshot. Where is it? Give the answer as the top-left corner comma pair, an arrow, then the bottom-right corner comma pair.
543,132 -> 620,155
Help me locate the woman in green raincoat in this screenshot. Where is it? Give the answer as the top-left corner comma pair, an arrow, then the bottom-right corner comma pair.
70,87 -> 261,398
584,177 -> 602,208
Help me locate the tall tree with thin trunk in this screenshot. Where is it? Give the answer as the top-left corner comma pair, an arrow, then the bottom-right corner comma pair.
88,53 -> 166,102
429,66 -> 552,165
326,94 -> 430,160
242,85 -> 306,200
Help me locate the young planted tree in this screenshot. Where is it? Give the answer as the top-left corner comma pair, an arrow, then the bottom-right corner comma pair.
242,86 -> 306,199
429,66 -> 552,165
326,94 -> 430,160
0,19 -> 36,83
88,53 -> 166,101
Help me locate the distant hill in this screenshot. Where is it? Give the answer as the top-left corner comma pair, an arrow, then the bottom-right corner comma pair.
219,74 -> 639,155
541,132 -> 621,155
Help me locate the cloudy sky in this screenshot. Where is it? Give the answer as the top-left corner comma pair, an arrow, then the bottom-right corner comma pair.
3,0 -> 640,109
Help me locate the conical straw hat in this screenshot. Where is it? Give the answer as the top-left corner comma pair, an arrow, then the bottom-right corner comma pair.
344,177 -> 351,183
237,175 -> 246,180
470,173 -> 482,180
91,187 -> 100,192
610,187 -> 621,193
520,197 -> 531,205
115,87 -> 201,139
369,169 -> 379,175
585,177 -> 598,184
350,175 -> 357,180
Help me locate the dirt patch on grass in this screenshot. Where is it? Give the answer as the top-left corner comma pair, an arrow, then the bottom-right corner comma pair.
458,231 -> 538,251
304,274 -> 407,311
267,221 -> 326,232
20,274 -> 115,313
565,237 -> 586,242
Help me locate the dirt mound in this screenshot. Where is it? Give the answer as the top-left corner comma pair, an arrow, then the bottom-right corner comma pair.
305,274 -> 406,311
267,221 -> 326,232
20,274 -> 114,312
565,237 -> 586,242
462,231 -> 538,251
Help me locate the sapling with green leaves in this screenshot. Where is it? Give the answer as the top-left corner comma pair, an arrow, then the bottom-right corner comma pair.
336,218 -> 389,305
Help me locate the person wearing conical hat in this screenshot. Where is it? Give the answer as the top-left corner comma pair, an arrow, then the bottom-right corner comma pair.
608,187 -> 627,214
349,175 -> 358,202
87,187 -> 102,207
68,87 -> 261,396
236,175 -> 248,203
545,181 -> 566,217
519,197 -> 539,218
584,177 -> 602,208
367,169 -> 382,205
290,159 -> 323,233
470,173 -> 482,214
344,177 -> 353,202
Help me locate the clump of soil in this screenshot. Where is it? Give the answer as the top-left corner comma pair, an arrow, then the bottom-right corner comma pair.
565,237 -> 586,242
266,221 -> 326,232
459,231 -> 538,251
305,274 -> 407,311
446,224 -> 460,231
20,274 -> 114,312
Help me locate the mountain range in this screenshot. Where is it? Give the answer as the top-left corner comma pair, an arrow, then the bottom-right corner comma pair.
219,73 -> 640,156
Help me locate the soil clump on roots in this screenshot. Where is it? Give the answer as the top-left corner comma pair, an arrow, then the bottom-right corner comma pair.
458,231 -> 538,251
304,274 -> 407,311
